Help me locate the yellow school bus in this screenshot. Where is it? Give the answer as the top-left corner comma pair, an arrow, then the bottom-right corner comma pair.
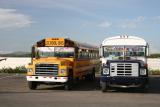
26,38 -> 99,90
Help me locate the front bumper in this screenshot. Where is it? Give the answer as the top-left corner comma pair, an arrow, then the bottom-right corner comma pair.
26,76 -> 68,83
100,76 -> 148,88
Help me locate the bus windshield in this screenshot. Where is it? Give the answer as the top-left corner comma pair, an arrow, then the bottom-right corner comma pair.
103,46 -> 146,58
36,47 -> 75,58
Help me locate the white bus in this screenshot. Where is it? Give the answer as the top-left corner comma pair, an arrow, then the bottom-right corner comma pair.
100,35 -> 149,92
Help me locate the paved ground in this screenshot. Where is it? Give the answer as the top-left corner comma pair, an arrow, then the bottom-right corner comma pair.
0,74 -> 160,107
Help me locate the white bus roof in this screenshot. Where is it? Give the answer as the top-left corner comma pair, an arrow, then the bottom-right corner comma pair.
102,35 -> 148,46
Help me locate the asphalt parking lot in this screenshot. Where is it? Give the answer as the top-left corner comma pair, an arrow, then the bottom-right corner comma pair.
0,74 -> 160,107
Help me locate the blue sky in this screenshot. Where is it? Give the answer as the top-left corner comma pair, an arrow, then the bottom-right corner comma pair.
0,0 -> 160,53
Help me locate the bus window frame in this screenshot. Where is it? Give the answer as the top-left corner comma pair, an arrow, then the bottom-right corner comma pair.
102,45 -> 147,58
34,46 -> 76,58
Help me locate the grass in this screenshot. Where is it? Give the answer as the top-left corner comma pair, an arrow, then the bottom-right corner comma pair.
0,66 -> 27,73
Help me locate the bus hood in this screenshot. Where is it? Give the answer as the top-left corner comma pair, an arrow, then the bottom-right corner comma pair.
32,57 -> 73,66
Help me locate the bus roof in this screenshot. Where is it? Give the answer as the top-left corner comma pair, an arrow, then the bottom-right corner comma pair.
75,42 -> 98,51
102,35 -> 148,46
36,37 -> 98,51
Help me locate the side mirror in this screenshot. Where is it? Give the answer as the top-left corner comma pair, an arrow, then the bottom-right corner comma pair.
146,44 -> 149,56
99,45 -> 103,58
31,46 -> 35,58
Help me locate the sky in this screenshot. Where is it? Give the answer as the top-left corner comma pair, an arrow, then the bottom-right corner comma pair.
0,0 -> 160,53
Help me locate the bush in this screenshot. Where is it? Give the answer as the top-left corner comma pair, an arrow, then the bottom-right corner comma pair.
149,69 -> 160,75
147,53 -> 160,58
0,66 -> 27,73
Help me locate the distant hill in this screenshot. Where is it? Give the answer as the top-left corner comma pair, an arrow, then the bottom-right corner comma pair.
0,51 -> 31,57
0,51 -> 160,58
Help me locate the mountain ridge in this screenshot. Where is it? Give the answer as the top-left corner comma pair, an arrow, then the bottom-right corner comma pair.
0,51 -> 31,57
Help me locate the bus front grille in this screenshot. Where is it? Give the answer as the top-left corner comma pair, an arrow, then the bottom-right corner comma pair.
35,64 -> 58,75
110,63 -> 139,76
117,63 -> 132,76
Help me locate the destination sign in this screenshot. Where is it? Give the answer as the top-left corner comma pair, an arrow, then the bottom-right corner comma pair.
45,38 -> 65,46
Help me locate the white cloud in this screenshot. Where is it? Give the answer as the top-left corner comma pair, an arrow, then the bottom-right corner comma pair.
98,21 -> 112,28
120,22 -> 137,29
0,8 -> 33,29
135,16 -> 145,22
119,16 -> 145,29
153,16 -> 160,21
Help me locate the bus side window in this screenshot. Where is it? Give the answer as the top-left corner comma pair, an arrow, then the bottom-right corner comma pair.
78,51 -> 82,59
78,49 -> 83,59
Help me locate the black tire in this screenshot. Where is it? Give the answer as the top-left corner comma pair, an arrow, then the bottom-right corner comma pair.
91,69 -> 96,81
65,70 -> 73,90
64,82 -> 72,90
140,84 -> 146,89
90,72 -> 95,81
139,84 -> 148,92
28,81 -> 37,90
85,69 -> 96,81
101,81 -> 107,92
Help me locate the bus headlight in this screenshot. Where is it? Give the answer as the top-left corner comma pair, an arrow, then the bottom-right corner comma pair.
103,68 -> 109,75
140,69 -> 146,75
60,69 -> 66,75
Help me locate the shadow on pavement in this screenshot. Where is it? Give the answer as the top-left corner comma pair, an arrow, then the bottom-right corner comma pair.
36,75 -> 160,94
99,75 -> 160,94
1,75 -> 160,94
